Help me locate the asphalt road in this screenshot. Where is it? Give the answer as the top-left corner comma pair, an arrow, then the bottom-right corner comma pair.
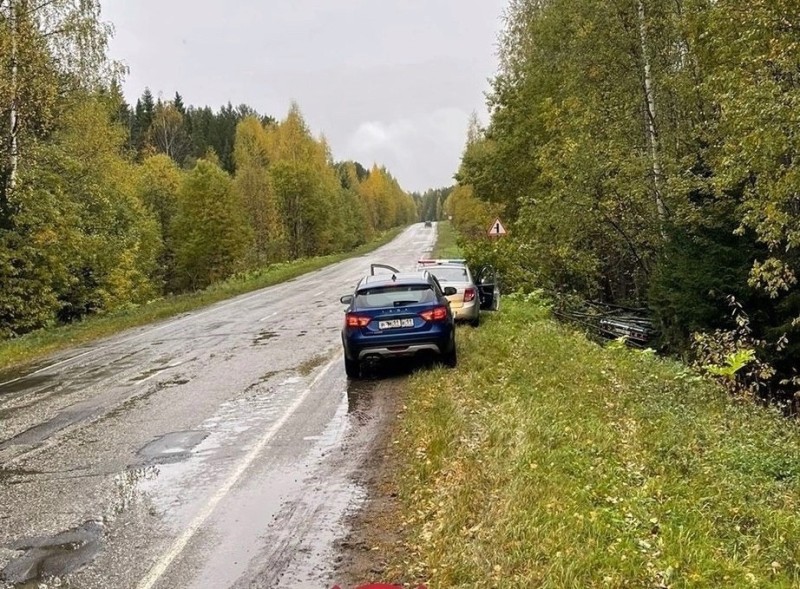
0,223 -> 436,589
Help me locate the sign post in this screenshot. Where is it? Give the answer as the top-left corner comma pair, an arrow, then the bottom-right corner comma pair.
487,218 -> 507,238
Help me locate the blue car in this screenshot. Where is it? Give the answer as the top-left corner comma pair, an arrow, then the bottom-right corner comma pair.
339,264 -> 458,378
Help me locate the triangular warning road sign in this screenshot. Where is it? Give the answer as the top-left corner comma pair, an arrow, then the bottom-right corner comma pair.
488,218 -> 507,237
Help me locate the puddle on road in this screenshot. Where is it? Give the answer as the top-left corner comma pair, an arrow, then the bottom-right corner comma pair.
111,466 -> 160,516
297,354 -> 328,377
0,521 -> 103,586
218,374 -> 390,589
137,431 -> 209,465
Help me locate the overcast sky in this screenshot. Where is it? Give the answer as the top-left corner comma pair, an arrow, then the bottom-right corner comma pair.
101,0 -> 508,193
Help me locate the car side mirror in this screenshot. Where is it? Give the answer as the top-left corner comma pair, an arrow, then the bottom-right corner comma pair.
340,294 -> 353,305
443,287 -> 457,296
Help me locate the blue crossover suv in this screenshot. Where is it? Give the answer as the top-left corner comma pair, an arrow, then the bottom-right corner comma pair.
340,264 -> 458,378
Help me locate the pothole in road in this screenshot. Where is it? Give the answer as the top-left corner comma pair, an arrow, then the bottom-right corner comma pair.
0,374 -> 55,397
129,360 -> 178,383
156,376 -> 191,390
253,330 -> 278,346
0,521 -> 103,586
0,409 -> 95,450
136,430 -> 209,465
0,466 -> 43,485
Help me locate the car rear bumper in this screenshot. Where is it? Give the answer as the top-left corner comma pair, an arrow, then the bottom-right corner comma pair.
356,343 -> 443,360
452,300 -> 479,321
343,328 -> 454,361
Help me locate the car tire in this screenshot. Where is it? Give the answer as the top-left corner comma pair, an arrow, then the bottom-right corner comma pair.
470,314 -> 480,327
443,336 -> 457,368
344,356 -> 360,379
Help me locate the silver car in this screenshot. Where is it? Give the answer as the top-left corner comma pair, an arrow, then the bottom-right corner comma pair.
420,262 -> 481,326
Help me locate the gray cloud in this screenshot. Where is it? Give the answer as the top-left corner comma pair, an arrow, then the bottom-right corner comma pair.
102,0 -> 507,192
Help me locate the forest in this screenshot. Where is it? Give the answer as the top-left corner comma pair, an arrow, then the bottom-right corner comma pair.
0,0 -> 417,340
448,0 -> 800,399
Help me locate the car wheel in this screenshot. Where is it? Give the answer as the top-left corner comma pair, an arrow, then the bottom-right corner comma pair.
470,314 -> 480,327
344,356 -> 360,379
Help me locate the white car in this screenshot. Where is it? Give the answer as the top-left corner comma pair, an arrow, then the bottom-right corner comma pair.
417,260 -> 481,326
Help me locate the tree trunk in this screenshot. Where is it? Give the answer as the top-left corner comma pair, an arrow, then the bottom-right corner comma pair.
6,0 -> 19,186
9,0 -> 18,190
636,0 -> 668,227
1,0 -> 20,223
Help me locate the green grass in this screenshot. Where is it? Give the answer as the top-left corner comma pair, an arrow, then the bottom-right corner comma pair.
0,229 -> 403,376
392,295 -> 800,588
433,221 -> 463,258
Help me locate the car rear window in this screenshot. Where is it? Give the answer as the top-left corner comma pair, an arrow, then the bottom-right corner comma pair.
355,285 -> 436,308
430,267 -> 469,282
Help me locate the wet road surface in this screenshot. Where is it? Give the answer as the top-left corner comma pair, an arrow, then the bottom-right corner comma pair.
0,224 -> 436,589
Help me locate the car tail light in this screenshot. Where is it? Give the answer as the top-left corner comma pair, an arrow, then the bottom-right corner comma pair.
346,313 -> 371,328
420,306 -> 448,322
464,287 -> 476,302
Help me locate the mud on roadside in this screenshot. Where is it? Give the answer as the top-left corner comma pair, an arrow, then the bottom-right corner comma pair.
334,373 -> 412,588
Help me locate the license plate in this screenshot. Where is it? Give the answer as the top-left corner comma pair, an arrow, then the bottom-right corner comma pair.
378,318 -> 415,330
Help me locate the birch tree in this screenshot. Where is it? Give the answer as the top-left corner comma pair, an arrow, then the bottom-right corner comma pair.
0,0 -> 117,221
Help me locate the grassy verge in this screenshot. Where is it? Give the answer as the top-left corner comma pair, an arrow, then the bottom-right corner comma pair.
393,295 -> 800,588
432,221 -> 463,258
0,228 -> 403,375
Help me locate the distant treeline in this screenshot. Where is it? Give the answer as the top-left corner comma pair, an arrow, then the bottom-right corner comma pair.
0,1 -> 417,338
450,0 -> 800,399
413,186 -> 452,224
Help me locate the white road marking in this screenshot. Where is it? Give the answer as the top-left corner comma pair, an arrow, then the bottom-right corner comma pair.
135,362 -> 184,384
135,357 -> 339,589
259,311 -> 278,322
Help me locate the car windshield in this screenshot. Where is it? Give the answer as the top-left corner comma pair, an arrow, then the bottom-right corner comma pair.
356,285 -> 436,308
430,267 -> 469,283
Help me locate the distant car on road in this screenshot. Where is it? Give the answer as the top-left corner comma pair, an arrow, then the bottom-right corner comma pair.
424,220 -> 433,227
339,263 -> 458,378
416,259 -> 481,326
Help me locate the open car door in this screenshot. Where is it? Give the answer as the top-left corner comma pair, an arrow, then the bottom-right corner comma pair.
475,265 -> 500,311
370,263 -> 400,276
